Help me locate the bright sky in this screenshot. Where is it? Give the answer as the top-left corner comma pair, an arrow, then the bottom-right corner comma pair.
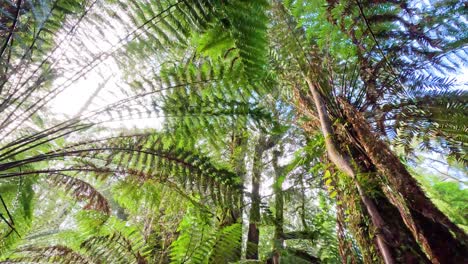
47,12 -> 163,130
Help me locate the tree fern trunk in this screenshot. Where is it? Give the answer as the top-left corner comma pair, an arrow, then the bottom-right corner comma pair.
295,79 -> 432,263
306,78 -> 395,264
338,97 -> 468,263
335,183 -> 381,263
305,79 -> 440,263
335,192 -> 360,264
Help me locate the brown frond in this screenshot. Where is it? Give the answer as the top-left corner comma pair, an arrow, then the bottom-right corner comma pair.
49,173 -> 110,215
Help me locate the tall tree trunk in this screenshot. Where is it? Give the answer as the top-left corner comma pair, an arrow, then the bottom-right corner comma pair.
295,82 -> 432,263
305,78 -> 437,263
328,166 -> 361,264
335,182 -> 380,263
246,138 -> 264,260
335,192 -> 359,264
272,148 -> 284,264
338,97 -> 468,263
306,78 -> 395,264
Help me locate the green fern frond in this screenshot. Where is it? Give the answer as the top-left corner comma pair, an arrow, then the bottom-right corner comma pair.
208,223 -> 242,263
81,232 -> 147,264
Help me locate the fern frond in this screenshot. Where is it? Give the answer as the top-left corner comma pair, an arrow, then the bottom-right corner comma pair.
81,232 -> 147,264
208,223 -> 242,263
4,245 -> 92,264
48,173 -> 110,215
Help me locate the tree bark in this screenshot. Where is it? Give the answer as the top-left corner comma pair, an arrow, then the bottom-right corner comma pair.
295,81 -> 431,263
272,148 -> 284,264
335,190 -> 359,264
339,97 -> 468,263
306,78 -> 395,264
246,138 -> 264,260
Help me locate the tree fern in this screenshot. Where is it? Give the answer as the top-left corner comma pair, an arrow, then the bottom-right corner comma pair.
169,209 -> 243,264
1,0 -> 466,262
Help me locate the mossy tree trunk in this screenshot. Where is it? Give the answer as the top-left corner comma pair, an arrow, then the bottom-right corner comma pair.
271,148 -> 284,264
301,79 -> 446,263
246,137 -> 264,260
338,98 -> 468,263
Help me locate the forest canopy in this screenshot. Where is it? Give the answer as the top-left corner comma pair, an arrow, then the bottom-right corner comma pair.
0,0 -> 467,263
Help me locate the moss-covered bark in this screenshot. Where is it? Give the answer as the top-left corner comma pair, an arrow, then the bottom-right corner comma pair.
339,98 -> 468,263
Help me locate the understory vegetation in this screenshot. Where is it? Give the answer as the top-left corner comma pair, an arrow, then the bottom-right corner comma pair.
0,0 -> 467,263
